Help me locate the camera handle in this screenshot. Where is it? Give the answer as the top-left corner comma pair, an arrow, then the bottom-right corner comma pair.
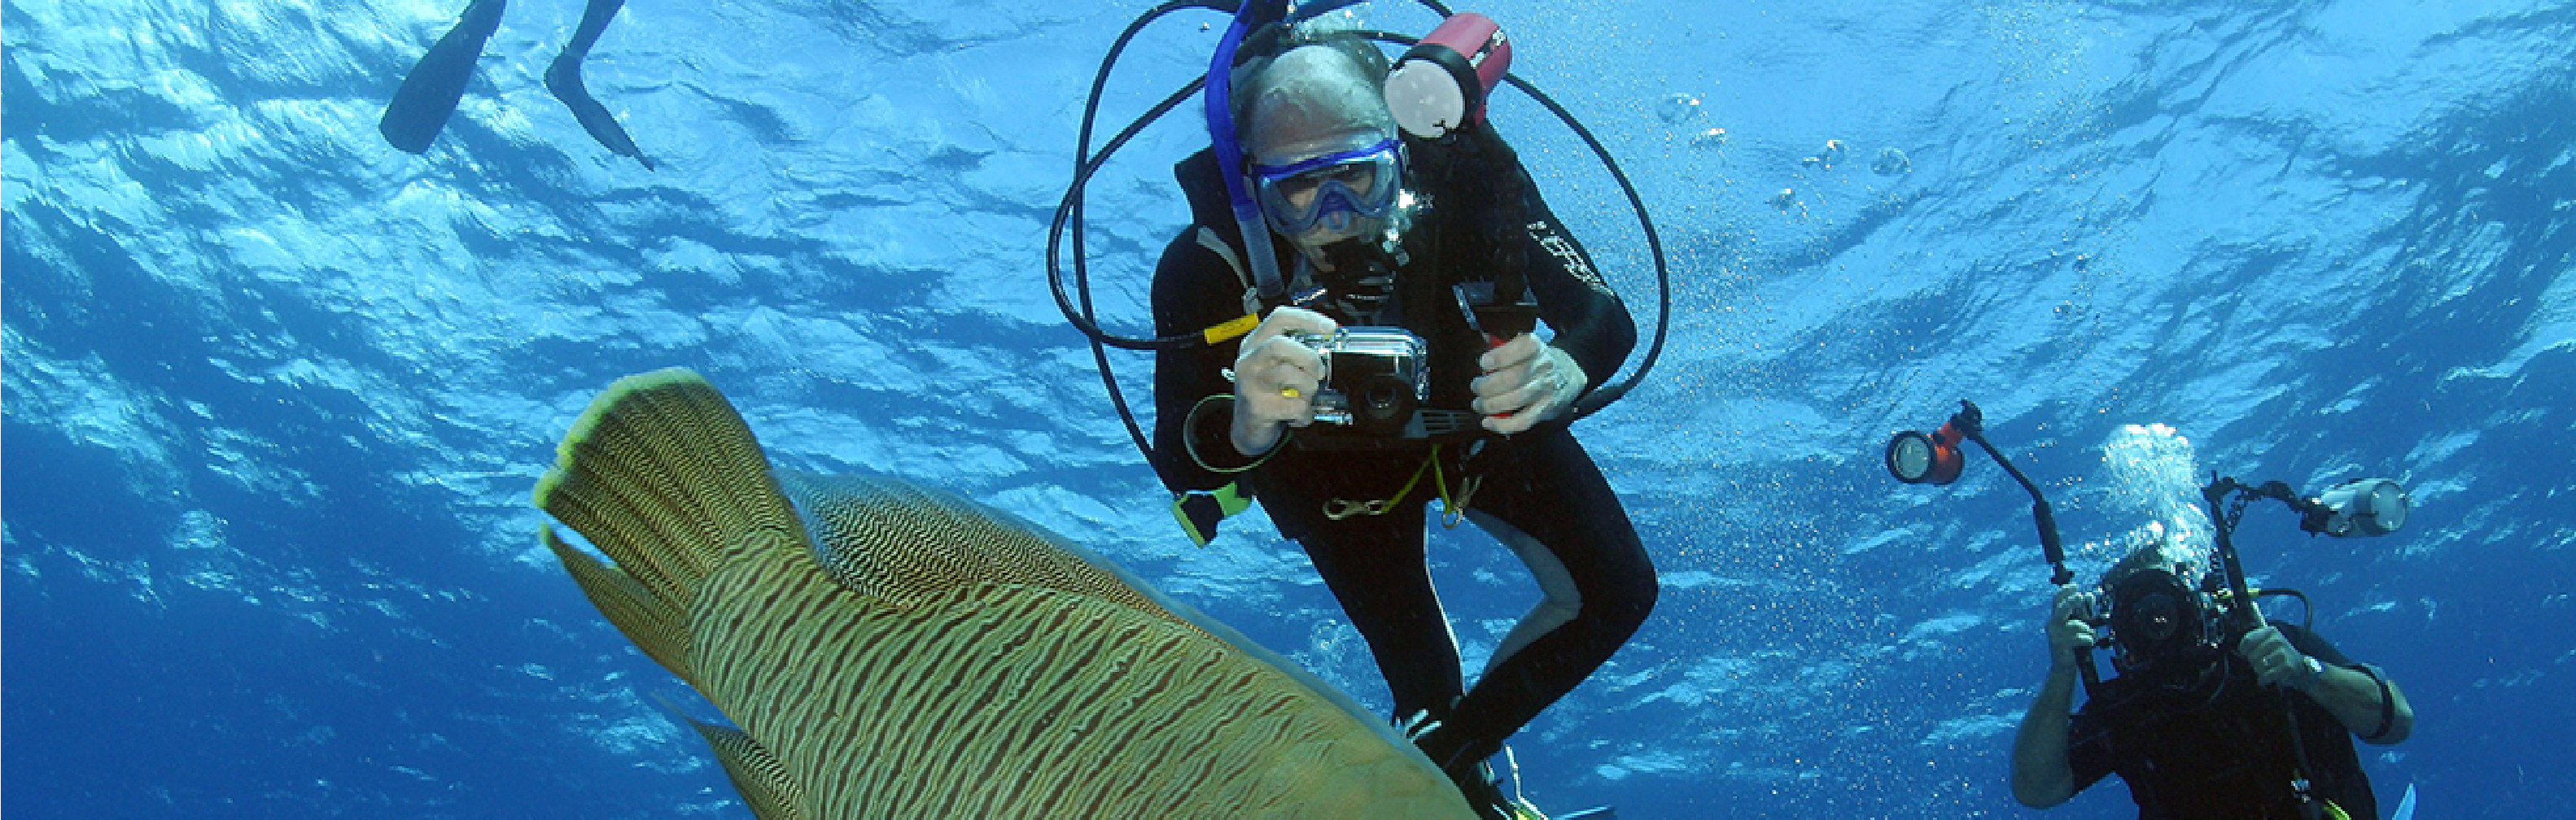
1941,400 -> 2101,696
2198,473 -> 2335,814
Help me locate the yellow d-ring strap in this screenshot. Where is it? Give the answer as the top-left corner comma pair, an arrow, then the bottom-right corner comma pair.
1323,448 -> 1438,521
1204,313 -> 1259,345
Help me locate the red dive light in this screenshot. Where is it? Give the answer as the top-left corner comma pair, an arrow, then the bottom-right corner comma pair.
1886,421 -> 1966,486
1384,12 -> 1512,139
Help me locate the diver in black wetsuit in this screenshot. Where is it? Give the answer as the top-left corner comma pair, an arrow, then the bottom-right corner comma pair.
1147,28 -> 1654,819
2012,542 -> 2416,819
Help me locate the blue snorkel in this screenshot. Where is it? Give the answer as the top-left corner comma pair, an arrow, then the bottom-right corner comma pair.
1205,0 -> 1371,308
1204,2 -> 1290,308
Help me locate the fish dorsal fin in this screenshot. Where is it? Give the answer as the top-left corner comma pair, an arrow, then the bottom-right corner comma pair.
780,473 -> 1187,625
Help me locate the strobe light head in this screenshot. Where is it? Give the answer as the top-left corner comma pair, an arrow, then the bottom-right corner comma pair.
1384,13 -> 1511,139
2303,478 -> 2410,538
1885,422 -> 1966,486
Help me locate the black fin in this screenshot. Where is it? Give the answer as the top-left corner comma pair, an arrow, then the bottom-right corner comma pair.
378,0 -> 507,155
545,0 -> 655,169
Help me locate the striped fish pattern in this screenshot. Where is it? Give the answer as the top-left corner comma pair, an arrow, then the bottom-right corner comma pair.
533,369 -> 1475,818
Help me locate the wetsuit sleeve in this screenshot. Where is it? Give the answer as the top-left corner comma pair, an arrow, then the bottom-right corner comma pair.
1149,229 -> 1259,495
1494,137 -> 1636,393
2064,708 -> 2118,796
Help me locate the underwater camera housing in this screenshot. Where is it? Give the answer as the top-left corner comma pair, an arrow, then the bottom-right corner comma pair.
2093,562 -> 2224,672
1296,327 -> 1431,437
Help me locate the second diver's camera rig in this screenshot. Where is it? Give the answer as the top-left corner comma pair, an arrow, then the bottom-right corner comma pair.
1883,400 -> 2412,696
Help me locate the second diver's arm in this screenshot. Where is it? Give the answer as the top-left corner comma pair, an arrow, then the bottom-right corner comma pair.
2251,623 -> 2415,744
2304,663 -> 2414,744
2011,663 -> 2083,808
2010,585 -> 2097,809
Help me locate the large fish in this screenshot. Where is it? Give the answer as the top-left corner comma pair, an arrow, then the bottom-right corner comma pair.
533,369 -> 1476,818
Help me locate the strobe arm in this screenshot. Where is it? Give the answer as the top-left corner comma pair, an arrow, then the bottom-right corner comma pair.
1947,401 -> 2075,587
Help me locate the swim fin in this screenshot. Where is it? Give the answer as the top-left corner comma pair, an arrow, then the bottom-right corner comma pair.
378,0 -> 507,154
544,0 -> 655,169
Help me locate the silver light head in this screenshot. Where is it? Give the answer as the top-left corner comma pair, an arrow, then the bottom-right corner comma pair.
2307,478 -> 2410,538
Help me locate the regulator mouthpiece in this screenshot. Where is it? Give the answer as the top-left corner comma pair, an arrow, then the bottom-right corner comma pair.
1885,421 -> 1967,486
1384,12 -> 1511,139
2304,478 -> 2410,538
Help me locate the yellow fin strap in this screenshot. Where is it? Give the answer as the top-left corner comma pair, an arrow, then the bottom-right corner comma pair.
1203,313 -> 1260,345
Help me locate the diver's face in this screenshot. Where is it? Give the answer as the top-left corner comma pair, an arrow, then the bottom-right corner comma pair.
1251,129 -> 1399,251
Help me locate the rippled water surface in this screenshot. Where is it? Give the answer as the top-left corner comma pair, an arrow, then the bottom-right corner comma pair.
7,0 -> 2569,816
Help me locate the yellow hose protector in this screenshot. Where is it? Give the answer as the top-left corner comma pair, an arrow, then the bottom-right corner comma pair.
1204,313 -> 1260,345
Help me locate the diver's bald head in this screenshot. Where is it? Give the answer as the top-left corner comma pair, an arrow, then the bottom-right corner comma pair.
1244,44 -> 1396,166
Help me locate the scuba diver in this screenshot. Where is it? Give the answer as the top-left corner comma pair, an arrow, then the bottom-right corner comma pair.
2010,538 -> 2416,818
1885,404 -> 2416,819
1143,10 -> 1654,820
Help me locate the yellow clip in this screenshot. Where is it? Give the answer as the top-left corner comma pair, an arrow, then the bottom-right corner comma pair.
1203,313 -> 1260,345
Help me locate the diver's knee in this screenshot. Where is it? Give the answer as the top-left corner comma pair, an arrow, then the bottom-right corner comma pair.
1594,573 -> 1656,633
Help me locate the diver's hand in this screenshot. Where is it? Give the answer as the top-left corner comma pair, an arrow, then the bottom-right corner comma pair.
2237,625 -> 2325,691
1472,334 -> 1585,434
1229,308 -> 1337,455
2045,585 -> 2098,670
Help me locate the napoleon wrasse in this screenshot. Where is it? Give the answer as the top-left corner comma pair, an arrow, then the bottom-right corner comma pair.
533,369 -> 1474,818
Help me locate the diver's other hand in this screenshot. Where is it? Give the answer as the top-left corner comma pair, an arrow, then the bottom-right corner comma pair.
1229,308 -> 1336,455
2045,585 -> 2097,670
1471,334 -> 1585,434
2237,625 -> 2325,691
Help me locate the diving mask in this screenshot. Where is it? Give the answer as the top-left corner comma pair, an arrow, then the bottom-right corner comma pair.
1253,136 -> 1403,238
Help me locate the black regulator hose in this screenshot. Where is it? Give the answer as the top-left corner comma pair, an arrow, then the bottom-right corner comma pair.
1048,0 -> 1673,461
1056,0 -> 1228,354
1056,0 -> 1230,460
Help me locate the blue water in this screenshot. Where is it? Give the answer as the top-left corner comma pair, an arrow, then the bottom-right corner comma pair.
5,0 -> 2569,816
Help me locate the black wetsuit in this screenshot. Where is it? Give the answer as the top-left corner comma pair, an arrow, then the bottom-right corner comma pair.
1148,123 -> 1656,775
2068,622 -> 2381,820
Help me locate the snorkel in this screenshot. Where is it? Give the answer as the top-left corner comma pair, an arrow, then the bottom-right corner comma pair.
1206,0 -> 1372,308
1204,0 -> 1292,308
